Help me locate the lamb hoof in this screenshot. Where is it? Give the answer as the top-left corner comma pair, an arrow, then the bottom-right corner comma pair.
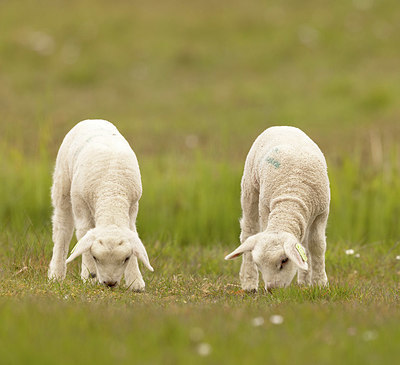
126,278 -> 146,292
297,280 -> 312,286
241,282 -> 258,293
48,267 -> 66,281
312,277 -> 329,287
80,272 -> 98,285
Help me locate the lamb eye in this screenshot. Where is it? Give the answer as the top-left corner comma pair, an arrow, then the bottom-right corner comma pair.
124,256 -> 131,263
93,256 -> 98,262
279,258 -> 289,270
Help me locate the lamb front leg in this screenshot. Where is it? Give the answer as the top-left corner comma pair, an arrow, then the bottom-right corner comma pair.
297,246 -> 312,286
81,252 -> 97,282
73,202 -> 95,282
125,257 -> 145,292
75,224 -> 95,282
48,207 -> 74,280
297,230 -> 312,286
239,183 -> 260,292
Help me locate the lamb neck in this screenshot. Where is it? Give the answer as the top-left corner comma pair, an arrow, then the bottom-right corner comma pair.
265,196 -> 310,242
94,194 -> 131,227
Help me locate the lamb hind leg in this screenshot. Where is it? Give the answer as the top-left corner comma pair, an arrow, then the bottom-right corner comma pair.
309,212 -> 329,287
129,201 -> 139,232
239,184 -> 260,292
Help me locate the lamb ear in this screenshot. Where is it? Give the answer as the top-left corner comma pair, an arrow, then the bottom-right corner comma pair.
66,230 -> 94,263
283,240 -> 308,271
130,233 -> 154,272
225,236 -> 257,260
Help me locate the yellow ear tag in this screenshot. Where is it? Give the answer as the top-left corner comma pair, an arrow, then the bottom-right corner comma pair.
296,243 -> 308,262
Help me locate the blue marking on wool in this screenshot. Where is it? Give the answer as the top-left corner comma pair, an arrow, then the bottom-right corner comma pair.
266,157 -> 281,168
265,148 -> 281,168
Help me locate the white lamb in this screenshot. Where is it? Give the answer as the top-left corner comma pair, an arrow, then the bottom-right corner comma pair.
225,126 -> 330,292
48,119 -> 153,291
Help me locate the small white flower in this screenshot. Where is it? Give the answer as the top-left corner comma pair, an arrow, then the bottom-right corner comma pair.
345,249 -> 355,255
196,343 -> 212,357
24,31 -> 55,55
269,315 -> 284,325
362,330 -> 378,342
354,253 -> 360,258
251,317 -> 264,327
396,255 -> 400,261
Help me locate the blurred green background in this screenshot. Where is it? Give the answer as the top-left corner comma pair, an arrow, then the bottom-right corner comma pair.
1,0 -> 399,155
1,1 -> 400,364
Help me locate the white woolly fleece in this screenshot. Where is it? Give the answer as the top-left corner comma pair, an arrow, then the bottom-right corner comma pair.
226,126 -> 330,291
247,126 -> 330,239
63,119 -> 142,228
48,119 -> 153,291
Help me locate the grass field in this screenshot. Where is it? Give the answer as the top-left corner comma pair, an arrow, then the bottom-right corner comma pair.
1,0 -> 400,364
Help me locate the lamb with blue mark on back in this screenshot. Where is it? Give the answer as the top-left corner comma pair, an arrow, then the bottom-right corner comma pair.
225,126 -> 330,292
48,119 -> 154,291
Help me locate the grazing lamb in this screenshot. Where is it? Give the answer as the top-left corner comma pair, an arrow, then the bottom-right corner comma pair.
48,119 -> 153,291
225,126 -> 330,292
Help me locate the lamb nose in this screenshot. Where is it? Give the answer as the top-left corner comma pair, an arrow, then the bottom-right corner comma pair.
104,281 -> 117,288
